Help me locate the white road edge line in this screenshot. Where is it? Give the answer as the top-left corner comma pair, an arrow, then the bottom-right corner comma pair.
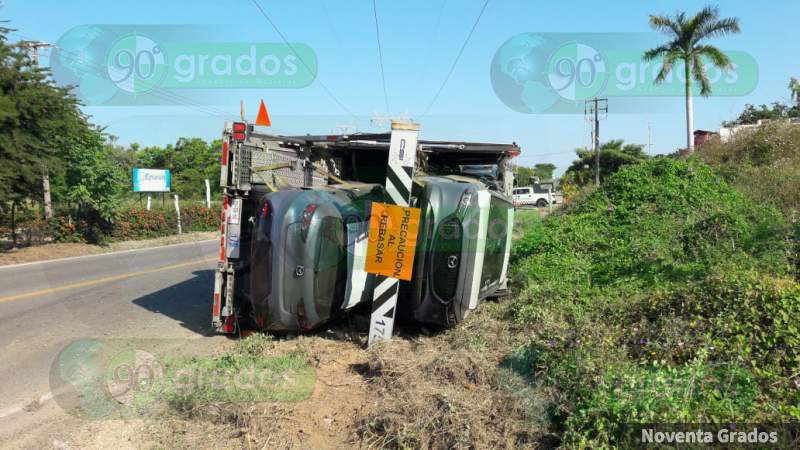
0,391 -> 55,419
0,389 -> 64,419
0,238 -> 218,271
0,405 -> 23,419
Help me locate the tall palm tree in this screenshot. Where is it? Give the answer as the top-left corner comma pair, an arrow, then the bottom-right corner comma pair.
644,6 -> 740,151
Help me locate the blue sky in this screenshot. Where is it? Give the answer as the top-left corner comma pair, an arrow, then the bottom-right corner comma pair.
3,0 -> 799,174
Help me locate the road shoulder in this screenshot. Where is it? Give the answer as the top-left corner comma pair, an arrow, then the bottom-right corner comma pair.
0,232 -> 217,267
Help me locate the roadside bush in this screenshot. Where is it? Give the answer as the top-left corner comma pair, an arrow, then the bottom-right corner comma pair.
48,214 -> 112,245
698,121 -> 800,215
47,204 -> 218,244
179,204 -> 218,232
793,217 -> 800,276
508,158 -> 798,447
563,359 -> 762,447
112,208 -> 176,240
510,210 -> 544,261
111,205 -> 217,241
512,158 -> 789,293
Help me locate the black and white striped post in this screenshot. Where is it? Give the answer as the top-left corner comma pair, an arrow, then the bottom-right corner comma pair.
368,120 -> 420,346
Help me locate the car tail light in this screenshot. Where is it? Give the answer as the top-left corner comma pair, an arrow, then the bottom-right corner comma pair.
232,122 -> 247,141
301,204 -> 317,239
222,315 -> 236,333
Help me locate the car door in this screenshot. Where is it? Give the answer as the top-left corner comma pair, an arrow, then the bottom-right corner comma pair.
521,187 -> 534,206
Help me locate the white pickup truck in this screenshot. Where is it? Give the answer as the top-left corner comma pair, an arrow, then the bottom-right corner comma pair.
513,183 -> 563,208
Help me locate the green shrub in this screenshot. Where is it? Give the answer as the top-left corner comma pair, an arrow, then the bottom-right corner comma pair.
50,204 -> 219,244
510,210 -> 544,261
508,158 -> 799,447
792,217 -> 800,277
111,205 -> 218,241
563,360 -> 761,447
511,158 -> 789,293
698,121 -> 800,215
49,215 -> 112,245
111,208 -> 176,240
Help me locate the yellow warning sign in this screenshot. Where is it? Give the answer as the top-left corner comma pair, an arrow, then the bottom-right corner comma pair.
365,202 -> 421,281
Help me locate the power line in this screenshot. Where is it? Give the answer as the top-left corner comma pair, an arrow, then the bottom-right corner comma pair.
51,43 -> 231,118
372,0 -> 390,114
420,0 -> 489,117
249,0 -> 359,122
519,150 -> 578,158
12,32 -> 227,117
10,31 -> 232,118
416,0 -> 448,87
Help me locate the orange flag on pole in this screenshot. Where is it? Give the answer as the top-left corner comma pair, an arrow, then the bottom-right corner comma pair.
255,100 -> 271,127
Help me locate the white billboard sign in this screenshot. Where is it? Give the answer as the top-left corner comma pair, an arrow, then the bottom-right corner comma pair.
133,168 -> 171,192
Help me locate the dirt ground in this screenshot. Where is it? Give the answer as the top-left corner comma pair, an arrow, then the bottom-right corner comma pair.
57,304 -> 553,450
60,330 -> 372,450
0,232 -> 217,266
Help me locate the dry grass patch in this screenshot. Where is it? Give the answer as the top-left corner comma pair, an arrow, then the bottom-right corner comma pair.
356,304 -> 553,449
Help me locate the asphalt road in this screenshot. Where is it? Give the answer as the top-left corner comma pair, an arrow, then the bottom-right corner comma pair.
0,239 -> 226,448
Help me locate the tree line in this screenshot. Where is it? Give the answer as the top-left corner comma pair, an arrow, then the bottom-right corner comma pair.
0,26 -> 221,246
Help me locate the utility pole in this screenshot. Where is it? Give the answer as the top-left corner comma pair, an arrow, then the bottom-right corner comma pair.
22,41 -> 55,219
585,97 -> 608,187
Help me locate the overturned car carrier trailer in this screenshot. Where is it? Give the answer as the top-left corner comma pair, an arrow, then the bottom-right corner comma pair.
212,120 -> 519,341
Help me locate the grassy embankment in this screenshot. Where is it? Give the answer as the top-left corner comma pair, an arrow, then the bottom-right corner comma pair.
509,157 -> 799,447
152,154 -> 799,448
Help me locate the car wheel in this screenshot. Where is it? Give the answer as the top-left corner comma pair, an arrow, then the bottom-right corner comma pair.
536,199 -> 548,208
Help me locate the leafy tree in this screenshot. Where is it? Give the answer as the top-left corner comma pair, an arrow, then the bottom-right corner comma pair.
172,137 -> 221,199
0,30 -> 80,206
52,126 -> 126,221
643,6 -> 740,151
563,140 -> 649,186
515,163 -> 557,186
533,163 -> 556,180
0,27 -> 124,243
723,80 -> 800,126
514,166 -> 536,186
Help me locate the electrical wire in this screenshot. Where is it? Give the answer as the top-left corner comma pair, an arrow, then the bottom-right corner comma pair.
518,150 -> 580,158
9,30 -> 234,118
249,0 -> 359,122
372,0 -> 390,115
57,49 -> 232,117
420,0 -> 489,117
416,0 -> 448,87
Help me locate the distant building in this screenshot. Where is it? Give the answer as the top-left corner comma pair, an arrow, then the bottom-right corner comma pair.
693,130 -> 719,147
719,118 -> 800,143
